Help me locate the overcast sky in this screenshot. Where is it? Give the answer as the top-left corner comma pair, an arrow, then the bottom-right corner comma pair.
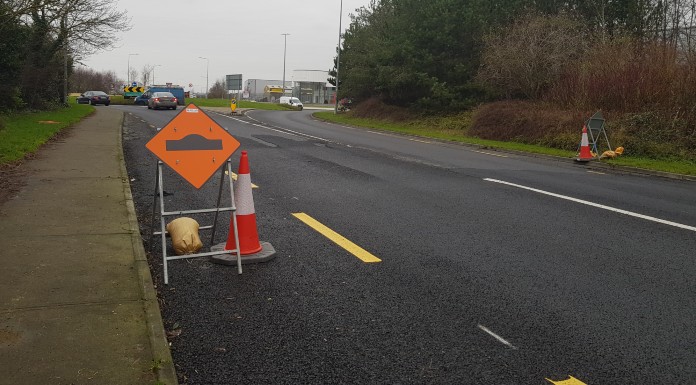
82,0 -> 372,92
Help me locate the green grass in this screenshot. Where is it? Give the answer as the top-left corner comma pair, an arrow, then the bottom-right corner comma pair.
181,97 -> 291,110
0,102 -> 94,164
3,98 -> 692,176
113,95 -> 292,111
108,94 -> 131,105
314,111 -> 696,176
111,94 -> 295,111
602,156 -> 696,176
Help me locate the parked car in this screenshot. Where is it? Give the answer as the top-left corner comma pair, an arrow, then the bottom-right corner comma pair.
77,91 -> 110,106
147,92 -> 178,110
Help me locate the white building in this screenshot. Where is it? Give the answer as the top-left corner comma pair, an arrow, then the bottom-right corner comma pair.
292,70 -> 335,105
244,70 -> 336,104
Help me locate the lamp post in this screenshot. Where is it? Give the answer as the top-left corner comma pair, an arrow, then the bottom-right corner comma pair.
151,64 -> 162,86
334,0 -> 343,114
281,33 -> 290,97
127,53 -> 139,85
198,56 -> 209,98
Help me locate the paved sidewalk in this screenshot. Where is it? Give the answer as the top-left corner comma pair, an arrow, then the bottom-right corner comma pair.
0,108 -> 177,384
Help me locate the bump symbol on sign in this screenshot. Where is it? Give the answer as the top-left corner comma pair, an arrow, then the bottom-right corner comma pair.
145,103 -> 241,189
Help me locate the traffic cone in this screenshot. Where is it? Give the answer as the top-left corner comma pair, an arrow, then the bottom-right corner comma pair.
575,125 -> 594,162
210,151 -> 276,268
225,151 -> 263,255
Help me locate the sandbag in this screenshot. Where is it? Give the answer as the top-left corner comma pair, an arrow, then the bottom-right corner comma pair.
600,146 -> 625,159
166,217 -> 203,255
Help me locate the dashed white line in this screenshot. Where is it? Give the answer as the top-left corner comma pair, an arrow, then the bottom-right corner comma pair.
484,178 -> 696,232
477,324 -> 518,349
473,150 -> 508,158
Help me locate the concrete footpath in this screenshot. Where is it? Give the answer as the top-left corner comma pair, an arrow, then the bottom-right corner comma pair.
0,108 -> 177,384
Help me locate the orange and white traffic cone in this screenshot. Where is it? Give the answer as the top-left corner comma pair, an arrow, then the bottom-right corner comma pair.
226,151 -> 262,255
210,151 -> 276,268
575,125 -> 594,162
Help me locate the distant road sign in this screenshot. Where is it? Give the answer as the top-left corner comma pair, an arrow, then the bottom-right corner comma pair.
145,104 -> 241,189
123,86 -> 145,93
226,74 -> 242,91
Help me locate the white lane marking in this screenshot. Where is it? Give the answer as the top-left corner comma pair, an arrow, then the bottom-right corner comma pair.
250,123 -> 299,137
477,325 -> 518,349
587,170 -> 605,175
473,150 -> 508,158
484,178 -> 696,232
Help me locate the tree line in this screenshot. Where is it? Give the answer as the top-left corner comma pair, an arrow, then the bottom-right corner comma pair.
0,0 -> 128,112
332,0 -> 696,113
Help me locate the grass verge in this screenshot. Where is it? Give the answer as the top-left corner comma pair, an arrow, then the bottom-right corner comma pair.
187,98 -> 293,110
314,111 -> 696,177
111,95 -> 293,111
0,102 -> 94,165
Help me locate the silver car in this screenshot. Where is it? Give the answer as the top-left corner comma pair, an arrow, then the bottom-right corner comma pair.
147,92 -> 178,110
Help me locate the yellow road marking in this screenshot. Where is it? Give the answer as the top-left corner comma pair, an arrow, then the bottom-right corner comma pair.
546,376 -> 587,385
292,213 -> 381,263
225,171 -> 259,188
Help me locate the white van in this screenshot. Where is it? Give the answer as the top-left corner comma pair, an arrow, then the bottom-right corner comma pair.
279,96 -> 303,110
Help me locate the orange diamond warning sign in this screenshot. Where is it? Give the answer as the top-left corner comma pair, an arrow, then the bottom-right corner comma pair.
146,104 -> 240,189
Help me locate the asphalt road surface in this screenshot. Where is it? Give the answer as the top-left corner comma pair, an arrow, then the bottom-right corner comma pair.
118,104 -> 696,385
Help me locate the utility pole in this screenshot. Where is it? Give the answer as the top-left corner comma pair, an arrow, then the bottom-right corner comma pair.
334,0 -> 343,114
128,53 -> 139,85
281,33 -> 290,97
198,57 -> 209,98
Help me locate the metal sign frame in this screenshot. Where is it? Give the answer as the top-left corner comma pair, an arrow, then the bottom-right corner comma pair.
149,159 -> 242,285
584,111 -> 612,158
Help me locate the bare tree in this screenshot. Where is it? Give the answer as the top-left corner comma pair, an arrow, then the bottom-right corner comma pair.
476,12 -> 589,99
51,0 -> 130,57
7,0 -> 130,103
208,78 -> 227,99
128,68 -> 139,86
70,67 -> 121,93
141,64 -> 154,86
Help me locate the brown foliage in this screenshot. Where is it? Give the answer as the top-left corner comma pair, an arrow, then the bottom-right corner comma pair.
469,101 -> 586,151
547,40 -> 696,117
349,97 -> 415,122
476,12 -> 588,99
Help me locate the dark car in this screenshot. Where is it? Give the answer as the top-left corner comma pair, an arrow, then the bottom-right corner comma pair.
136,86 -> 185,106
147,92 -> 177,110
77,91 -> 110,106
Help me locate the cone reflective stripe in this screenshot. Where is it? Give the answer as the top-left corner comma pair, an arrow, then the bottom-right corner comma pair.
225,151 -> 263,255
576,125 -> 593,162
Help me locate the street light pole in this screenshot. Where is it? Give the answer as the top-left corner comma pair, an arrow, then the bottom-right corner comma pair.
281,33 -> 290,97
198,56 -> 209,98
334,0 -> 343,114
127,53 -> 139,85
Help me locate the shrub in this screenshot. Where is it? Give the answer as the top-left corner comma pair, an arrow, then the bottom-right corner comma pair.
469,100 -> 585,149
